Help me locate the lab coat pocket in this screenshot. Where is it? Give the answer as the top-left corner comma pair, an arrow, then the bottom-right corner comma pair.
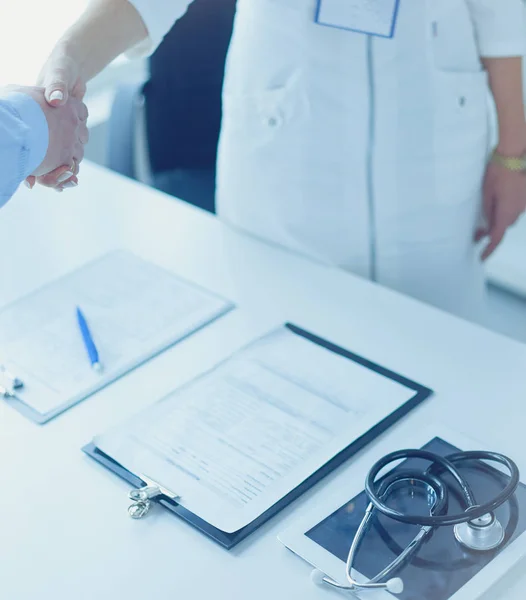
218,78 -> 314,246
429,0 -> 482,73
432,70 -> 490,207
221,77 -> 311,154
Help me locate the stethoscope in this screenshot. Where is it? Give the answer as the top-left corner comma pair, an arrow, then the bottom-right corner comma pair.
312,449 -> 520,596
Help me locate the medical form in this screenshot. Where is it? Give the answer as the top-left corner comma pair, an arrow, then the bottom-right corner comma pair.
94,325 -> 421,533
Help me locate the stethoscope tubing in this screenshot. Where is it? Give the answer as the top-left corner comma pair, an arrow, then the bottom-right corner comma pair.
316,449 -> 520,595
364,450 -> 520,527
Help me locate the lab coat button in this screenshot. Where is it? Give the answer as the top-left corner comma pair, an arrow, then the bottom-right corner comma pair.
459,97 -> 466,107
262,111 -> 283,128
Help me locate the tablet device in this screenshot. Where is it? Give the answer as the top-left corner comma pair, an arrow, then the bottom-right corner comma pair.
278,426 -> 526,599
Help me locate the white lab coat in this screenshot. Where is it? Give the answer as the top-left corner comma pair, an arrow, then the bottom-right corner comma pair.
129,0 -> 526,323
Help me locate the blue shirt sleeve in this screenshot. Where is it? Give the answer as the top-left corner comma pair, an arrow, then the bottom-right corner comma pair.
0,92 -> 49,208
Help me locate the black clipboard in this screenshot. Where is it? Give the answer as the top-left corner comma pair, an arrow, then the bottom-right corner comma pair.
83,323 -> 433,549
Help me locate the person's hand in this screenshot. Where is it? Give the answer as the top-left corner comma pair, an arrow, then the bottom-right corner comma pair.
475,160 -> 526,260
24,47 -> 88,191
37,44 -> 87,106
26,165 -> 80,193
13,86 -> 88,189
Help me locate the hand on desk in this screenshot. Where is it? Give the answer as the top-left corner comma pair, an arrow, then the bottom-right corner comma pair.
15,85 -> 89,192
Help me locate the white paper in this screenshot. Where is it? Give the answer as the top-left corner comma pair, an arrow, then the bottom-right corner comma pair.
316,0 -> 398,37
0,251 -> 232,416
95,327 -> 418,533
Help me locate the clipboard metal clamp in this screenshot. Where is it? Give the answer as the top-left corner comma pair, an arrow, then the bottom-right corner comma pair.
0,365 -> 24,391
0,383 -> 16,399
128,474 -> 180,519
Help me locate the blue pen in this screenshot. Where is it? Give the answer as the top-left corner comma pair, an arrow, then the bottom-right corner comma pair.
76,307 -> 102,373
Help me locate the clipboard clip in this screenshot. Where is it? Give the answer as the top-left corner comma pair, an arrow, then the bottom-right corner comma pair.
0,365 -> 23,390
0,383 -> 16,399
128,474 -> 180,519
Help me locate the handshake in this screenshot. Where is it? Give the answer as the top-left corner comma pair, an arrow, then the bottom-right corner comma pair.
8,84 -> 89,192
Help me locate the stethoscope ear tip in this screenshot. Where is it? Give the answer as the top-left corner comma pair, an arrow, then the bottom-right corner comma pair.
386,578 -> 404,594
310,569 -> 327,586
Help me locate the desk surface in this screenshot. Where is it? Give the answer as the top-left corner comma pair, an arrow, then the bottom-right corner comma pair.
1,162 -> 526,600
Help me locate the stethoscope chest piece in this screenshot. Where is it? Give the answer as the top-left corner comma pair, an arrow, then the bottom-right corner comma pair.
454,512 -> 505,552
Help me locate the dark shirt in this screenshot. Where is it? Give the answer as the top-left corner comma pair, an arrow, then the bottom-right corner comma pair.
144,0 -> 236,174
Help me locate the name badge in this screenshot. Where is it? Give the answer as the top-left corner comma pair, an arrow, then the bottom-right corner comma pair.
315,0 -> 400,38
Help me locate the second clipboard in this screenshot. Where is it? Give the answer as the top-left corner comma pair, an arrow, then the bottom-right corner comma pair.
0,250 -> 234,424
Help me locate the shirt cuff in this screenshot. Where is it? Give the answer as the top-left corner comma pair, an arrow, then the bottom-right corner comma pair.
1,92 -> 49,178
126,0 -> 167,57
477,40 -> 526,58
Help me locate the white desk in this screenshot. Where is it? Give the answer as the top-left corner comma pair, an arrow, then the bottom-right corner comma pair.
1,162 -> 526,600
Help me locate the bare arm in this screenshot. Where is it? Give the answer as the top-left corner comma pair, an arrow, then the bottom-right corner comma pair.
31,0 -> 191,191
476,56 -> 526,259
483,57 -> 526,155
460,0 -> 526,258
40,0 -> 148,104
63,0 -> 147,81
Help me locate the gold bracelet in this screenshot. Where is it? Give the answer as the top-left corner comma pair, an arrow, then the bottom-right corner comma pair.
491,149 -> 526,173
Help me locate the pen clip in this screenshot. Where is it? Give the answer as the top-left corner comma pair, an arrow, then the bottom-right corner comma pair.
127,474 -> 180,519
